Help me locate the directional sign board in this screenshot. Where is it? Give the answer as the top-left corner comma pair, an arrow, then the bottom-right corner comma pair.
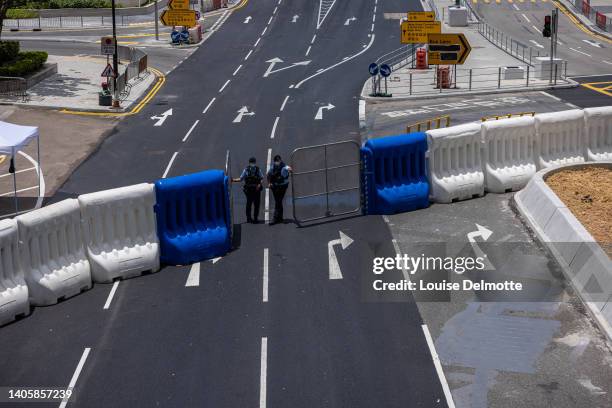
401,20 -> 441,43
407,11 -> 435,21
160,9 -> 197,27
368,63 -> 379,76
427,33 -> 472,65
100,36 -> 115,55
168,0 -> 189,9
379,64 -> 391,77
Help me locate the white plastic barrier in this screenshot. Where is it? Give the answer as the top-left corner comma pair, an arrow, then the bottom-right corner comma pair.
535,109 -> 586,169
79,183 -> 160,283
427,123 -> 484,203
17,199 -> 91,306
482,116 -> 537,193
0,219 -> 29,326
584,106 -> 612,161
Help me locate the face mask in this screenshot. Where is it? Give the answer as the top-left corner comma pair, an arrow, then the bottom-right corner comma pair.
249,163 -> 255,167
274,161 -> 280,166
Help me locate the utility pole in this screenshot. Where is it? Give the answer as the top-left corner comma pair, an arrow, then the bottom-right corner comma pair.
111,0 -> 120,108
548,8 -> 558,84
155,0 -> 159,40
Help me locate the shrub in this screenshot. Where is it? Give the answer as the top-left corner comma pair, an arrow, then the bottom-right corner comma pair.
5,9 -> 39,19
0,51 -> 48,77
0,41 -> 20,65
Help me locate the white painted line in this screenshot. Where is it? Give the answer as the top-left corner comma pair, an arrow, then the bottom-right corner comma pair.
273,6 -> 278,14
203,97 -> 216,114
182,120 -> 199,142
261,26 -> 267,36
422,324 -> 456,408
162,152 -> 178,179
280,95 -> 290,111
254,37 -> 261,47
259,337 -> 268,408
603,60 -> 612,65
103,281 -> 119,310
219,79 -> 231,93
529,39 -> 544,48
263,248 -> 269,302
566,102 -> 579,109
0,166 -> 35,179
371,23 -> 374,32
569,47 -> 591,57
233,65 -> 242,76
268,16 -> 273,25
186,263 -> 200,287
270,116 -> 280,139
521,13 -> 530,23
512,3 -> 520,10
311,34 -> 317,44
0,185 -> 39,197
305,45 -> 312,56
372,13 -> 376,22
296,34 -> 375,88
58,348 -> 91,408
531,24 -> 540,32
540,91 -> 562,101
245,49 -> 254,60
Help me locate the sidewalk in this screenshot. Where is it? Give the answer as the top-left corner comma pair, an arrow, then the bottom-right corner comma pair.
363,1 -> 576,100
558,0 -> 612,41
0,55 -> 157,112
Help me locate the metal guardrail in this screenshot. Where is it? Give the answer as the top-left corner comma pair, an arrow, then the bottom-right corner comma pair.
481,112 -> 535,121
478,20 -> 545,66
406,115 -> 451,133
566,0 -> 612,32
2,15 -> 138,29
385,63 -> 568,96
0,77 -> 27,101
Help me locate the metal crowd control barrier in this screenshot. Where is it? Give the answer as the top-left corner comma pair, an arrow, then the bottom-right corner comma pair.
407,115 -> 450,133
290,141 -> 361,223
0,77 -> 27,101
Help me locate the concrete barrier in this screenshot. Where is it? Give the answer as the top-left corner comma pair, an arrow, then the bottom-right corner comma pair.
17,199 -> 92,306
535,109 -> 586,169
427,123 -> 484,203
79,183 -> 160,283
584,106 -> 612,161
514,162 -> 612,341
482,116 -> 537,193
0,219 -> 30,326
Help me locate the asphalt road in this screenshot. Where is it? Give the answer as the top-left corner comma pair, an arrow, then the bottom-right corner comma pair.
0,1 -> 451,407
473,0 -> 612,76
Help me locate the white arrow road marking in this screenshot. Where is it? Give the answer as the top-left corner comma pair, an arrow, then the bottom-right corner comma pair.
292,14 -> 299,22
315,103 -> 335,120
529,40 -> 544,48
583,39 -> 602,48
233,106 -> 256,123
151,108 -> 172,126
244,16 -> 252,23
328,231 -> 354,279
263,58 -> 311,77
569,47 -> 591,57
467,224 -> 494,271
186,263 -> 200,287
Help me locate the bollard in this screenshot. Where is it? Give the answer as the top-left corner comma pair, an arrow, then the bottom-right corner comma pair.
529,48 -> 532,64
409,73 -> 413,95
469,69 -> 472,91
554,64 -> 558,85
526,66 -> 530,86
498,67 -> 501,89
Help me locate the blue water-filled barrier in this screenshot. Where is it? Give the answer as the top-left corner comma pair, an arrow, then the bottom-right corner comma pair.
154,169 -> 231,265
361,133 -> 430,215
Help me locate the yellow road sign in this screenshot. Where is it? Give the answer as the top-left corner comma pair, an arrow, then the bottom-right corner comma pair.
401,20 -> 441,43
407,11 -> 435,21
168,0 -> 190,9
427,33 -> 472,64
160,9 -> 197,27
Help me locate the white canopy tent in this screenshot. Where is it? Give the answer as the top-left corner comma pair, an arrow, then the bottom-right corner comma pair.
0,121 -> 41,215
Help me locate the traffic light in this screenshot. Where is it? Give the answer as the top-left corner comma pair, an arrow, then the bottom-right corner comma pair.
543,15 -> 551,37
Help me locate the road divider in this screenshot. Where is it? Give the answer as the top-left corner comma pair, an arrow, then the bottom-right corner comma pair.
79,183 -> 160,283
0,219 -> 30,325
584,106 -> 612,161
535,109 -> 585,168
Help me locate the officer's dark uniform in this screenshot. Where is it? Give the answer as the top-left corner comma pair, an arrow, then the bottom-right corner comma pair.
267,155 -> 290,224
235,158 -> 263,224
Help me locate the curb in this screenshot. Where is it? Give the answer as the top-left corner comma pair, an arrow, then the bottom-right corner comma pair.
513,161 -> 612,343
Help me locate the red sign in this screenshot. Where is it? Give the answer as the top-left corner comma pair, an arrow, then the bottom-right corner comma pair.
596,11 -> 607,29
582,0 -> 591,16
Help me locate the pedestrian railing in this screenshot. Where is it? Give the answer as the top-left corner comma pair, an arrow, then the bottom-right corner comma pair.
110,46 -> 148,99
2,14 -> 141,30
385,63 -> 569,97
0,77 -> 27,101
478,20 -> 546,66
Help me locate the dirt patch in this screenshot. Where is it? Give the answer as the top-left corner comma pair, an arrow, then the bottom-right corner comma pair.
546,166 -> 611,256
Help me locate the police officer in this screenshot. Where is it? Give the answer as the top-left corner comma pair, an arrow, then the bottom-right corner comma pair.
267,154 -> 292,225
233,157 -> 264,224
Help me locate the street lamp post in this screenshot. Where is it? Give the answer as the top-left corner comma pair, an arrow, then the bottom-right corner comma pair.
111,0 -> 120,108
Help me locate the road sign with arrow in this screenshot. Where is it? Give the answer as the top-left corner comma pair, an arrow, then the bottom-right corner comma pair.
160,9 -> 197,27
368,63 -> 379,76
401,20 -> 441,44
427,33 -> 472,65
